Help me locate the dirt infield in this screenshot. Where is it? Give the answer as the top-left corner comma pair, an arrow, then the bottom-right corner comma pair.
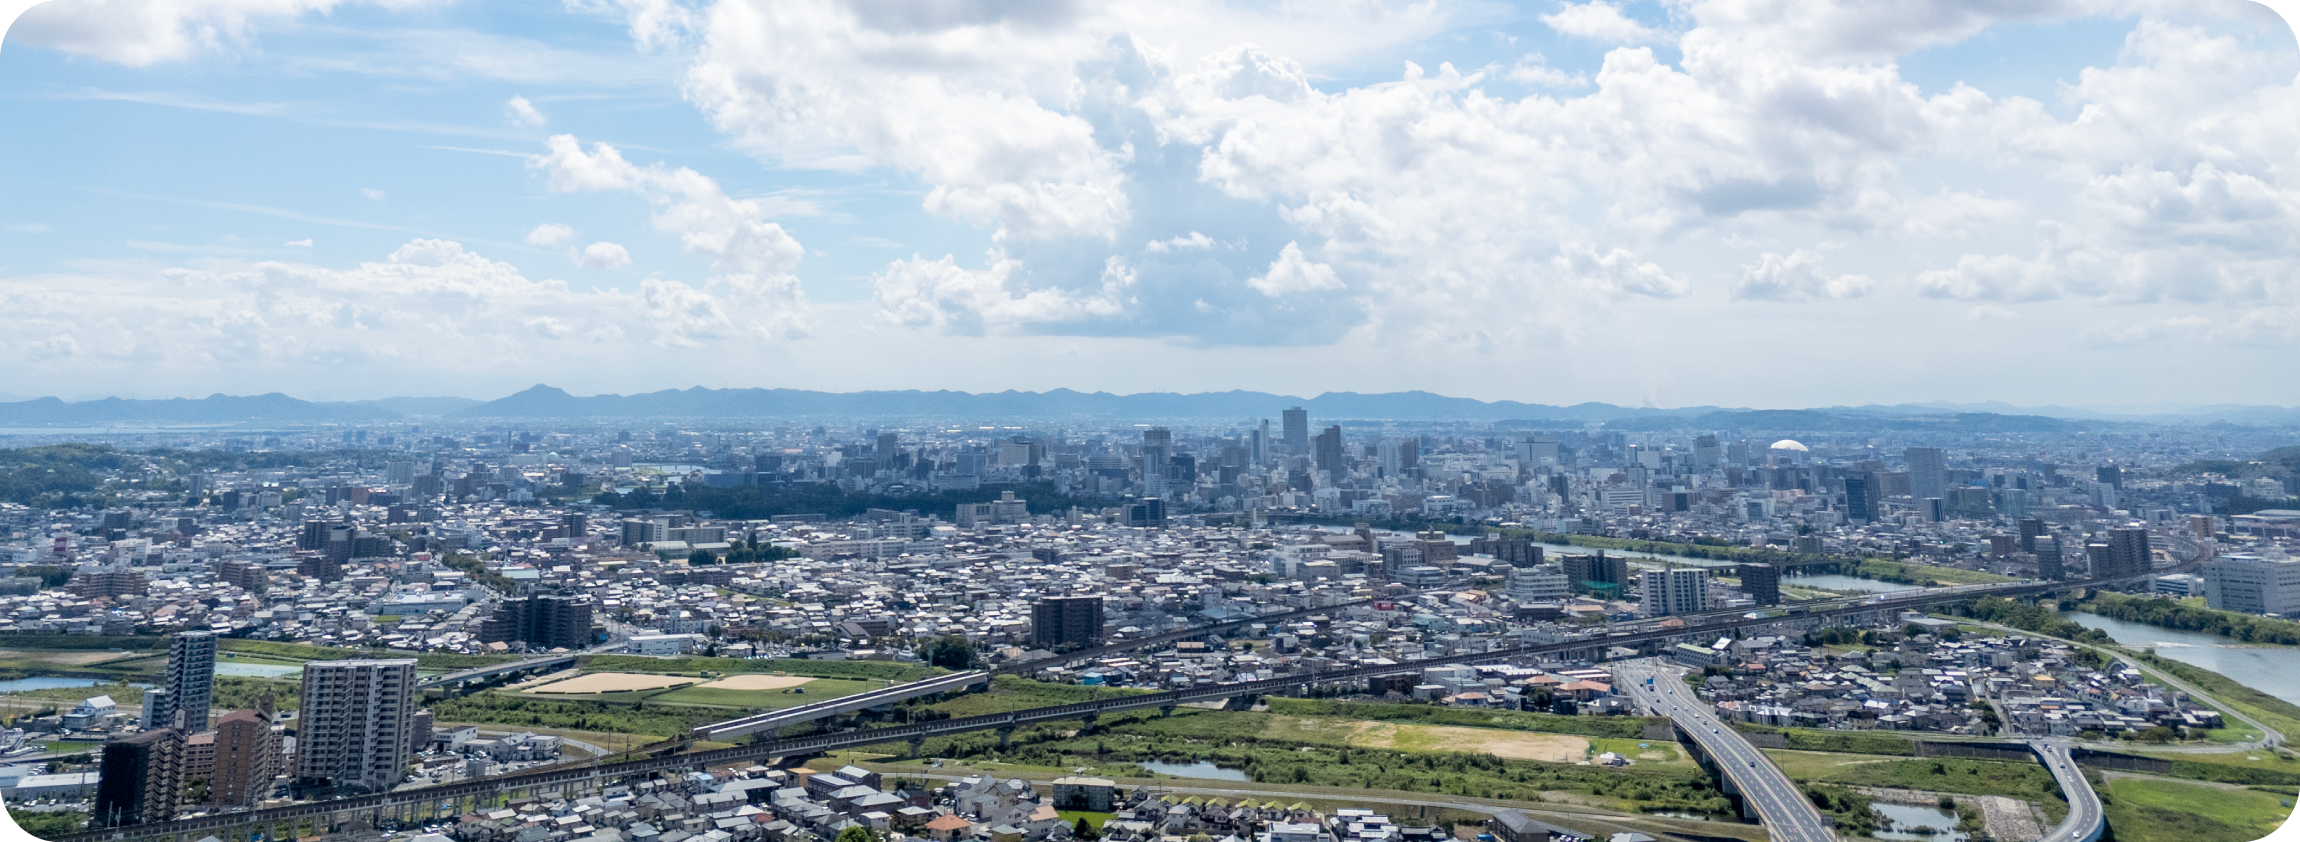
0,650 -> 129,665
525,672 -> 698,694
696,675 -> 818,691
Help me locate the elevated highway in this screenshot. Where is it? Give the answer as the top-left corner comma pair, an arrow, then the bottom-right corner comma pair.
1617,662 -> 1836,842
691,670 -> 991,741
2032,741 -> 2106,842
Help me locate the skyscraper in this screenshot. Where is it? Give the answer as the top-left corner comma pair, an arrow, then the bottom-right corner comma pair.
2017,518 -> 2046,554
155,630 -> 216,732
1031,595 -> 1106,649
1281,407 -> 1309,454
1904,447 -> 1948,502
297,659 -> 417,793
1141,427 -> 1173,497
2035,535 -> 2063,580
1842,475 -> 1872,522
1693,435 -> 1721,472
1377,439 -> 1419,478
94,729 -> 181,828
1251,420 -> 1270,466
1313,425 -> 1345,479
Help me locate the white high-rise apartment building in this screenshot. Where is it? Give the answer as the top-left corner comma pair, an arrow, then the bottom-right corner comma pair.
1639,568 -> 1710,617
159,630 -> 216,731
297,659 -> 417,793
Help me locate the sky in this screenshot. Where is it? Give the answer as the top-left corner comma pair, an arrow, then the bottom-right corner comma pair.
0,0 -> 2296,408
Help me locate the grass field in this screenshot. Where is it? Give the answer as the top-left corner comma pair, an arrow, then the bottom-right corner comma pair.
2104,777 -> 2292,842
652,677 -> 882,710
1768,754 -> 2069,823
2111,778 -> 2289,830
1056,811 -> 1115,832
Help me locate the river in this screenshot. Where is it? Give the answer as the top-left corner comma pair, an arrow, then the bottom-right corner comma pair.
2059,612 -> 2300,707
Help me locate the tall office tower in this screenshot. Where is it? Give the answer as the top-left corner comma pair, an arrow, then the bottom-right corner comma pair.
1313,426 -> 1345,478
478,594 -> 593,651
209,710 -> 281,808
1638,568 -> 1710,617
1725,440 -> 1752,469
1281,407 -> 1310,454
1377,439 -> 1416,478
1141,427 -> 1173,496
2101,527 -> 2153,579
1904,447 -> 1948,502
561,512 -> 588,542
2034,536 -> 2063,580
94,729 -> 182,828
1251,420 -> 1271,465
384,460 -> 417,485
877,431 -> 899,456
1030,595 -> 1106,649
1843,475 -> 1873,522
1693,434 -> 1722,472
2018,518 -> 2047,554
2097,465 -> 2123,489
1739,564 -> 1781,606
297,659 -> 418,793
155,630 -> 217,732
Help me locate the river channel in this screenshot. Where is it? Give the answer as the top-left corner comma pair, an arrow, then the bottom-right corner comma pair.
2058,612 -> 2300,707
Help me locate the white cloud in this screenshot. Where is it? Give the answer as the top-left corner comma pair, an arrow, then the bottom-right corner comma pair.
1552,243 -> 1688,299
1732,249 -> 1872,300
8,0 -> 419,66
505,95 -> 548,126
283,238 -> 313,247
1506,53 -> 1588,88
578,241 -> 632,269
1145,232 -> 1215,253
360,188 -> 386,201
526,223 -> 576,246
1541,1 -> 1662,44
530,134 -> 811,337
1247,242 -> 1343,296
871,251 -> 1133,335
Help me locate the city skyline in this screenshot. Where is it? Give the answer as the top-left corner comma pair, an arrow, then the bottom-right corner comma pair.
2,1 -> 2299,407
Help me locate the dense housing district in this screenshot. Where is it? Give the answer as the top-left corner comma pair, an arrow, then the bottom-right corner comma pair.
0,410 -> 2295,842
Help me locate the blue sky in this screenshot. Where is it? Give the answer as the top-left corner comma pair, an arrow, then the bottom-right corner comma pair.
1,0 -> 2296,407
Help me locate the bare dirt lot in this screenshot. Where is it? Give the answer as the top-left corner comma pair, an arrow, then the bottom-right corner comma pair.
1348,722 -> 1592,761
695,675 -> 818,691
524,672 -> 698,694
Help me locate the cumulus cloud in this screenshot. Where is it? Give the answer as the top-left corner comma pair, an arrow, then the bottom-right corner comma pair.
578,241 -> 632,269
1247,242 -> 1343,296
1552,243 -> 1688,299
1732,250 -> 1872,300
526,223 -> 576,246
871,252 -> 1132,335
505,95 -> 548,126
530,134 -> 810,336
1541,1 -> 1663,43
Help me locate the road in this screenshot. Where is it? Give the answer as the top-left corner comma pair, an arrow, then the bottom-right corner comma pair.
2030,740 -> 2105,842
1615,662 -> 1837,842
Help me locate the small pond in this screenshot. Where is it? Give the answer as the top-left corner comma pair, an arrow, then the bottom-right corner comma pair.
1138,760 -> 1250,781
1870,802 -> 1969,842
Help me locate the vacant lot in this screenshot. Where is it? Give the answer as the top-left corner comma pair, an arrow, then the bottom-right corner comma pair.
1350,721 -> 1591,762
0,650 -> 125,666
697,675 -> 817,691
525,672 -> 697,694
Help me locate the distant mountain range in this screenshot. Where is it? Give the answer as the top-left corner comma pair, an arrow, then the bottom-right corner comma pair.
0,385 -> 2290,428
